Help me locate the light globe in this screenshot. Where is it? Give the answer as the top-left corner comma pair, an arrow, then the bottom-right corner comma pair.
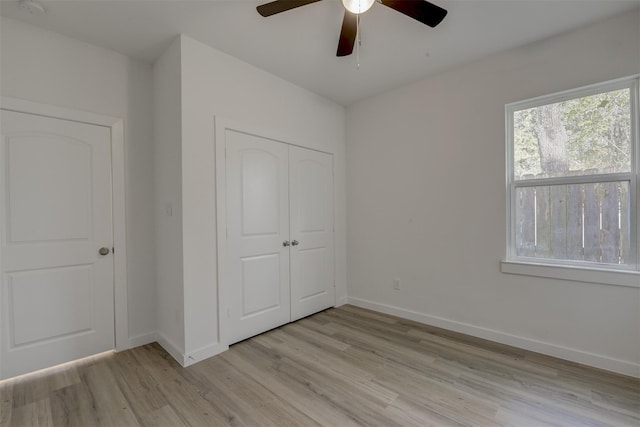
342,0 -> 375,14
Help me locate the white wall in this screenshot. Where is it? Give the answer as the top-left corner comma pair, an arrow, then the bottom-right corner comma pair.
346,9 -> 640,377
178,35 -> 347,362
153,37 -> 185,357
0,17 -> 156,345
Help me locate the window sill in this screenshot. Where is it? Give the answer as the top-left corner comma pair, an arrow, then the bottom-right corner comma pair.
501,260 -> 640,288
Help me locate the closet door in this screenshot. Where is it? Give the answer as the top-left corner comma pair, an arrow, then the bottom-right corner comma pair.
289,147 -> 335,321
226,131 -> 290,344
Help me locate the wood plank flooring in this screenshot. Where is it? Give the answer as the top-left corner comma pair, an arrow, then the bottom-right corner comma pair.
1,305 -> 639,426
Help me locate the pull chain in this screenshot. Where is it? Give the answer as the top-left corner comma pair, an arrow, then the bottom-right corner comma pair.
356,14 -> 361,70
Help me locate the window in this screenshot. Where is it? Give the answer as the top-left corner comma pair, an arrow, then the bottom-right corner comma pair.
506,76 -> 639,277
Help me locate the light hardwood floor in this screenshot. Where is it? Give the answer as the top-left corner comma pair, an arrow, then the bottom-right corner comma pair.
1,305 -> 639,426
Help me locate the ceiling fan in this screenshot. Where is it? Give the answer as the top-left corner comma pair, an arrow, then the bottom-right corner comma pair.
256,0 -> 448,57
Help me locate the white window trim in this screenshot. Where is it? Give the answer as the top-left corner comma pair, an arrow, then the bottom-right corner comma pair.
504,75 -> 640,286
501,260 -> 640,288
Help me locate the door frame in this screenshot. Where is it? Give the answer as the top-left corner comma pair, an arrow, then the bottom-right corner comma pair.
214,117 -> 334,347
0,97 -> 129,365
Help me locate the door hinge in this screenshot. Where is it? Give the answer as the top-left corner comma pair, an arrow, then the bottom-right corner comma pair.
112,247 -> 115,254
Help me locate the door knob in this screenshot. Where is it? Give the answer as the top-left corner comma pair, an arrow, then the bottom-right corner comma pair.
291,240 -> 299,246
98,247 -> 110,256
283,241 -> 290,247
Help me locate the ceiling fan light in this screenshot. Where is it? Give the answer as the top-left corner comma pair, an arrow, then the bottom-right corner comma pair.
342,0 -> 375,14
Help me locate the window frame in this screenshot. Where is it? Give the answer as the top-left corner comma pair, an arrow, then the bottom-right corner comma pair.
504,75 -> 640,284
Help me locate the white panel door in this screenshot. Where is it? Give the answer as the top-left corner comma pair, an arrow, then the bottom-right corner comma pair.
226,130 -> 290,344
0,110 -> 114,379
289,147 -> 334,321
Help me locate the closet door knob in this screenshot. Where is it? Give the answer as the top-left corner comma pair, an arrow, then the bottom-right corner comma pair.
283,241 -> 290,247
291,240 -> 299,246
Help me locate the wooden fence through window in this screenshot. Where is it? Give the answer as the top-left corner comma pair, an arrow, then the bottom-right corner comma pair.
514,176 -> 629,264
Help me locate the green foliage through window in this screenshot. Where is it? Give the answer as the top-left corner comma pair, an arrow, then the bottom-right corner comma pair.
514,89 -> 631,179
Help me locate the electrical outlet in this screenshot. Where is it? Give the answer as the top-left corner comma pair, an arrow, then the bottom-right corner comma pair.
393,278 -> 401,290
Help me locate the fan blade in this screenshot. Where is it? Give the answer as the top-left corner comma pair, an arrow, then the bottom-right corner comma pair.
380,0 -> 447,27
337,11 -> 357,57
257,0 -> 322,17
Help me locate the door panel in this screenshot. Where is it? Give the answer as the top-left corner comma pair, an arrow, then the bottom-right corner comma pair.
241,254 -> 281,316
8,266 -> 94,346
226,130 -> 290,344
295,247 -> 329,299
241,150 -> 281,236
289,147 -> 334,321
7,134 -> 92,242
1,110 -> 114,379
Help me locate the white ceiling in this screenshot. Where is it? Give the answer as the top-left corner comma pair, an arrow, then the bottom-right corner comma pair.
1,0 -> 639,105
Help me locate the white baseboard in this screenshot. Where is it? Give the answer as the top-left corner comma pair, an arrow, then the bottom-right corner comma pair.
335,295 -> 349,307
126,332 -> 157,350
184,342 -> 229,367
157,332 -> 187,366
347,297 -> 640,378
138,333 -> 228,367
